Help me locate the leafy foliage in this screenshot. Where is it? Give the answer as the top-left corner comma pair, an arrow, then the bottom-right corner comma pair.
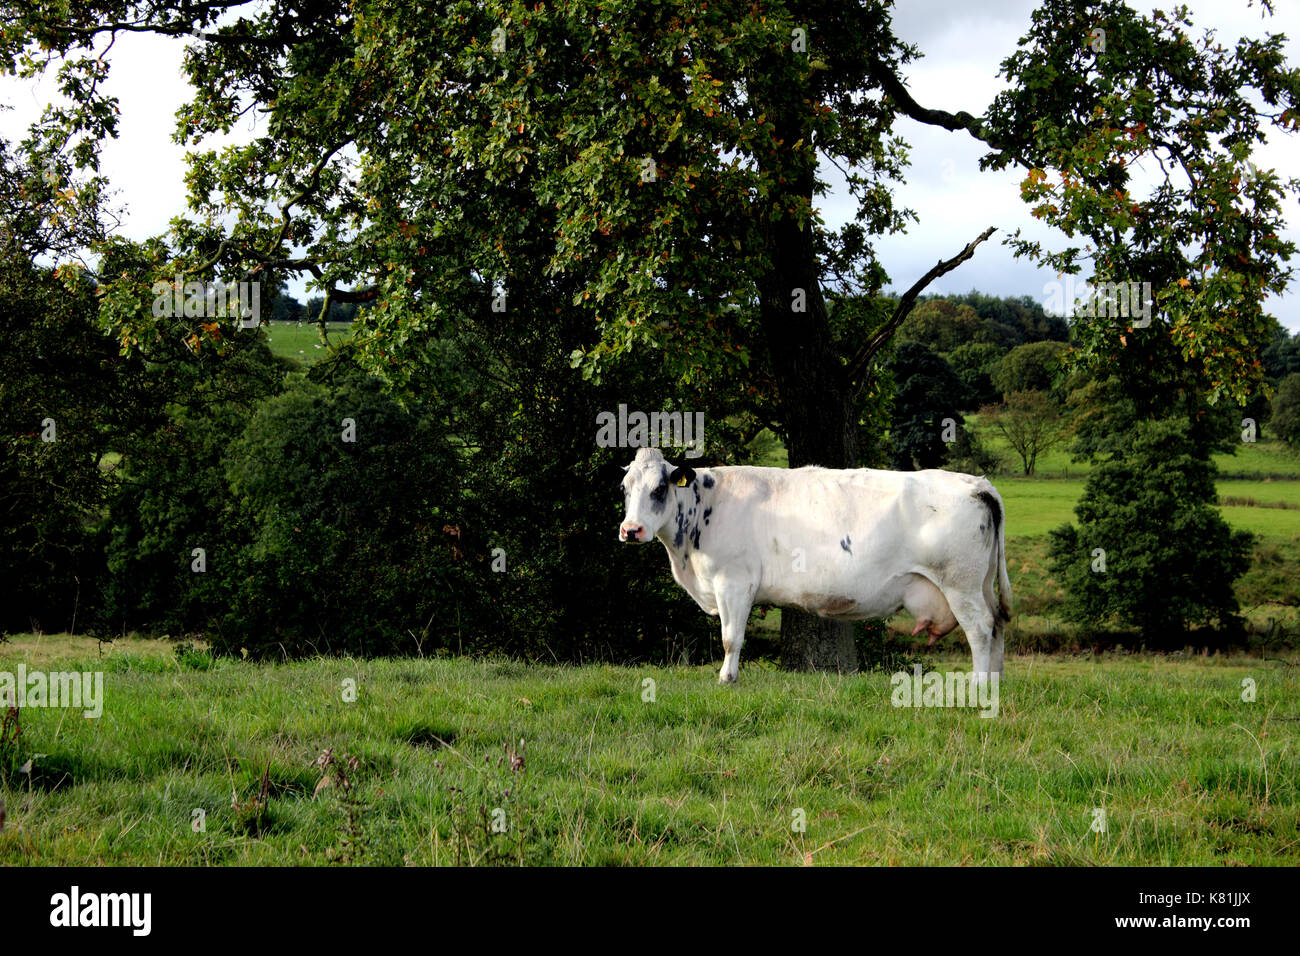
991,341 -> 1069,400
97,335 -> 286,637
1047,418 -> 1253,642
1271,373 -> 1300,450
941,423 -> 1002,478
0,138 -> 138,635
218,372 -> 488,658
987,0 -> 1299,410
896,299 -> 989,353
887,343 -> 967,470
946,341 -> 1004,411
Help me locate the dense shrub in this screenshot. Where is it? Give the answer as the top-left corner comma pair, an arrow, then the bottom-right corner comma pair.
215,372 -> 492,658
446,334 -> 725,665
0,259 -> 141,635
1047,418 -> 1253,643
98,340 -> 284,637
943,423 -> 1002,476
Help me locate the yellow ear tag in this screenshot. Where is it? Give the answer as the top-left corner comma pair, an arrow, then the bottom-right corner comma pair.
675,475 -> 689,487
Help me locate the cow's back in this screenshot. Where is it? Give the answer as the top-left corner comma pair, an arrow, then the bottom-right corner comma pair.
701,464 -> 993,615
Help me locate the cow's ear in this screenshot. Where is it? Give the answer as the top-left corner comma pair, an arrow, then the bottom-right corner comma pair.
668,464 -> 696,487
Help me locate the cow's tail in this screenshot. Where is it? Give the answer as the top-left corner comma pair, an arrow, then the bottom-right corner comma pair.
976,485 -> 1013,626
994,502 -> 1012,625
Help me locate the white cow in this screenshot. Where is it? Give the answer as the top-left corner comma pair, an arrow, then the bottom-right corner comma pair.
617,447 -> 1012,684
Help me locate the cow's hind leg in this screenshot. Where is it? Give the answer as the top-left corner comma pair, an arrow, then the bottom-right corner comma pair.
989,617 -> 1005,677
946,592 -> 998,683
716,583 -> 755,684
983,569 -> 1006,677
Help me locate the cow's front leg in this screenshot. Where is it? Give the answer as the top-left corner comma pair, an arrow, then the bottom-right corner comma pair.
715,583 -> 755,684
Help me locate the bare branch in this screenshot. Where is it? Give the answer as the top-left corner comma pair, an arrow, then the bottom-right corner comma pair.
868,61 -> 984,138
846,226 -> 995,392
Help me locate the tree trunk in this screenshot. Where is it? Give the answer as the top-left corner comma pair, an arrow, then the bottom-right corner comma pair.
756,116 -> 859,675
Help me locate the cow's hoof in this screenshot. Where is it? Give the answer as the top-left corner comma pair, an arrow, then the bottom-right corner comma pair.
717,674 -> 737,685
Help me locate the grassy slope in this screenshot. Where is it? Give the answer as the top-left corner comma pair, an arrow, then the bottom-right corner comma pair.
0,637 -> 1294,866
994,479 -> 1300,539
262,321 -> 352,364
968,414 -> 1300,480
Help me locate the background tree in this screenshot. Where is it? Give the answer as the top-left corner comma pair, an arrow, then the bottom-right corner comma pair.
1047,418 -> 1253,642
946,291 -> 1070,348
1262,321 -> 1300,380
887,343 -> 967,470
982,390 -> 1068,476
0,257 -> 120,634
895,299 -> 988,353
947,340 -> 1005,410
0,137 -> 131,635
991,340 -> 1069,400
1271,373 -> 1300,450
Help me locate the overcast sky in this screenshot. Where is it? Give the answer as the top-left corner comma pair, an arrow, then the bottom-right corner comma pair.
2,0 -> 1297,329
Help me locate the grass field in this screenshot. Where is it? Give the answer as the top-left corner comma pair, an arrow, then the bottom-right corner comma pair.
262,321 -> 352,364
925,477 -> 1300,541
0,636 -> 1293,866
967,413 -> 1300,481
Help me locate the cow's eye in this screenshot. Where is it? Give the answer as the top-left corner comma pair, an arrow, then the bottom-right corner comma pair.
650,483 -> 668,503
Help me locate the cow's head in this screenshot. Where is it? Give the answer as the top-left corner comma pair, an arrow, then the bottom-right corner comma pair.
617,447 -> 695,543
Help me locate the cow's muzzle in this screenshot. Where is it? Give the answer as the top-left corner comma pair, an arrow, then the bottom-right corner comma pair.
619,521 -> 646,543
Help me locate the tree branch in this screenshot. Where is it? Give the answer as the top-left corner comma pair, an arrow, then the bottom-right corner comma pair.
869,61 -> 1031,170
868,61 -> 984,138
846,226 -> 995,392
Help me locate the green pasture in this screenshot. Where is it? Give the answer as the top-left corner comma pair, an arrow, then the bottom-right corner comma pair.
262,321 -> 353,364
0,637 -> 1294,866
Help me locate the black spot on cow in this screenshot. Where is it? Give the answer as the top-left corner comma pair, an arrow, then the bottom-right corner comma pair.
673,502 -> 687,548
840,535 -> 852,555
690,526 -> 701,550
701,474 -> 715,488
703,507 -> 712,525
